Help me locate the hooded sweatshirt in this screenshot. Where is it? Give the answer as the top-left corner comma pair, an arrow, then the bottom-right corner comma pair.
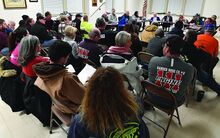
140,24 -> 158,43
33,62 -> 85,114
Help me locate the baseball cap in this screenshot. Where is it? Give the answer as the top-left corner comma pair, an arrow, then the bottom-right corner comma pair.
76,13 -> 82,18
164,35 -> 185,54
37,15 -> 45,21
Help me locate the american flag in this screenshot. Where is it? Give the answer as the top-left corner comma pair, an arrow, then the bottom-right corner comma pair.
142,0 -> 147,17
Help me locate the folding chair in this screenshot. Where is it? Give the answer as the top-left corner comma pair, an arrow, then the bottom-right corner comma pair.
49,98 -> 72,134
185,67 -> 197,107
141,80 -> 181,138
138,52 -> 154,78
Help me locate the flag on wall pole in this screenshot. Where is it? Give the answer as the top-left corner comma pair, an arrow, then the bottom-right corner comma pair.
142,0 -> 147,17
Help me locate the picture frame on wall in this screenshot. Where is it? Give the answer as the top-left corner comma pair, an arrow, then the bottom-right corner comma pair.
29,0 -> 38,2
3,0 -> 27,9
92,0 -> 97,7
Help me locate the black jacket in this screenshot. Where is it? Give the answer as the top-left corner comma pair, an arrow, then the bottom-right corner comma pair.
98,29 -> 117,47
0,59 -> 25,112
30,21 -> 53,43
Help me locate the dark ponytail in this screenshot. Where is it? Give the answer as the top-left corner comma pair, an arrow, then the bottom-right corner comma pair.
8,27 -> 28,54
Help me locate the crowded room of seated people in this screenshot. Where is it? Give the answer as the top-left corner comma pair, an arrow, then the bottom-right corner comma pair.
0,0 -> 220,137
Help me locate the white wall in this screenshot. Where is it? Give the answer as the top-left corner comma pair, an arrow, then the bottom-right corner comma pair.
202,0 -> 220,24
105,0 -> 112,13
113,0 -> 125,13
67,0 -> 83,13
88,0 -> 106,25
0,1 -> 42,28
126,0 -> 140,15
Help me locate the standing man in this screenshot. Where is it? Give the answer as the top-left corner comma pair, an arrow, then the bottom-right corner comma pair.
148,35 -> 194,107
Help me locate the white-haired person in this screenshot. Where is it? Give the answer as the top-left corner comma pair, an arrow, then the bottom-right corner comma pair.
100,31 -> 143,95
18,35 -> 49,78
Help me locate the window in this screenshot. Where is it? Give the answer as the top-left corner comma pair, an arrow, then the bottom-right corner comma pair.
43,0 -> 63,14
184,0 -> 204,16
167,0 -> 183,15
67,0 -> 83,13
151,0 -> 166,13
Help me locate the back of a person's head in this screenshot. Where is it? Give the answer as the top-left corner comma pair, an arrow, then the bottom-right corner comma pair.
95,17 -> 106,28
152,22 -> 159,26
80,67 -> 139,136
175,20 -> 183,30
22,15 -> 29,21
0,19 -> 5,25
124,23 -> 135,34
166,35 -> 184,55
88,28 -> 100,40
134,11 -> 138,16
60,15 -> 67,22
19,20 -> 26,27
83,15 -> 88,21
185,30 -> 197,44
36,12 -> 43,18
45,11 -> 51,17
64,26 -> 77,38
18,35 -> 40,66
48,40 -> 72,63
115,31 -> 131,47
8,27 -> 28,52
155,28 -> 164,37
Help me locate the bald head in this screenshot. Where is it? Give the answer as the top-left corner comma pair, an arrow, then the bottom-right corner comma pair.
89,28 -> 101,42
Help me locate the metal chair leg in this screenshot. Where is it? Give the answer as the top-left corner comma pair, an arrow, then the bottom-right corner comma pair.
175,108 -> 182,126
164,112 -> 174,138
49,109 -> 53,134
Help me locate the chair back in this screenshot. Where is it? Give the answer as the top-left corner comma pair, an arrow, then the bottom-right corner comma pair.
138,52 -> 154,65
141,80 -> 177,114
141,80 -> 181,137
140,41 -> 148,48
82,58 -> 98,69
51,98 -> 72,126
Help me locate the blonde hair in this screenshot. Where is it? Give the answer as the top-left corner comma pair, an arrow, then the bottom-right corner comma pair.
64,26 -> 77,38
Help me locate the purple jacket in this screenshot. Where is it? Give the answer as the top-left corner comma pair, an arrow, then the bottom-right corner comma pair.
0,31 -> 8,51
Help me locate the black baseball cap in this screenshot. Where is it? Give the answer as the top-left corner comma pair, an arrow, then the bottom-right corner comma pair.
76,13 -> 82,18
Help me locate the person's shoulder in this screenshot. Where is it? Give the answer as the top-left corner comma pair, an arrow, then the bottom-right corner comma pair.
150,56 -> 163,62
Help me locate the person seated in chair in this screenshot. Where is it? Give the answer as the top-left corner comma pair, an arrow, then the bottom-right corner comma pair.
100,31 -> 143,95
161,11 -> 173,32
146,28 -> 165,57
30,15 -> 56,47
33,40 -> 85,115
182,30 -> 220,96
18,35 -> 49,78
80,15 -> 93,39
194,24 -> 219,77
150,12 -> 160,24
68,67 -> 149,138
148,35 -> 194,108
78,28 -> 104,67
96,17 -> 117,47
167,21 -> 184,38
140,22 -> 158,43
